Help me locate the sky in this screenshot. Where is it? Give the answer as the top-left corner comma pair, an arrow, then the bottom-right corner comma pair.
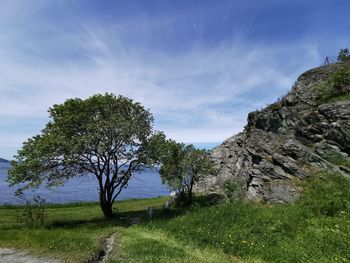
0,0 -> 349,159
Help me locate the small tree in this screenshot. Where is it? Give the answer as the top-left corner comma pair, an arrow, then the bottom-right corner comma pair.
159,142 -> 217,206
338,48 -> 350,62
8,94 -> 162,218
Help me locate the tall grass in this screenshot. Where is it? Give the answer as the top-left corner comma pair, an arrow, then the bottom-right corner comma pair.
142,172 -> 350,262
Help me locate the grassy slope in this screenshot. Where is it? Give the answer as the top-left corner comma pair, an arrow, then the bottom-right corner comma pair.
1,172 -> 349,263
110,228 -> 245,263
110,172 -> 350,263
324,151 -> 350,169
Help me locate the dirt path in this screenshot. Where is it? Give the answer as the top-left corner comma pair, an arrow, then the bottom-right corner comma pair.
0,248 -> 60,263
102,233 -> 116,263
86,233 -> 117,263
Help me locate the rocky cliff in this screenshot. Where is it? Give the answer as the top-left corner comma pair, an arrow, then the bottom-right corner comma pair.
206,62 -> 350,203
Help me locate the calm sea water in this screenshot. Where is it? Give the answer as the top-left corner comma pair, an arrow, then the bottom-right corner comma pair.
0,163 -> 170,205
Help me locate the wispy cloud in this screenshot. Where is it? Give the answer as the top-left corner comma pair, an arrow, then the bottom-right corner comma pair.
0,0 -> 347,159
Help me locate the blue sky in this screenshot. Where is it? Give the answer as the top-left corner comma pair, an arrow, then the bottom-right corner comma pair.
0,0 -> 349,159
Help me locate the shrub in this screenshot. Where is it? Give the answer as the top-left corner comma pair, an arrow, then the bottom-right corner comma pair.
316,66 -> 350,103
338,48 -> 350,62
222,180 -> 244,202
17,195 -> 46,228
328,67 -> 350,95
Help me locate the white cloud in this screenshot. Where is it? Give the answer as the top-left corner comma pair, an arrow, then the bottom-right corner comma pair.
0,1 -> 323,158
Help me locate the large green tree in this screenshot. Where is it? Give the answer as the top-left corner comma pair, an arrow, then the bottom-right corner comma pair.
8,94 -> 163,218
159,142 -> 217,206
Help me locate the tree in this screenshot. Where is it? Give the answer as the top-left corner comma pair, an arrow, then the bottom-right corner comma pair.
8,94 -> 163,218
338,48 -> 350,62
159,142 -> 217,206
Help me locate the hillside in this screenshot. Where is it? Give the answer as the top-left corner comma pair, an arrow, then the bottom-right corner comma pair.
204,62 -> 350,202
0,158 -> 9,163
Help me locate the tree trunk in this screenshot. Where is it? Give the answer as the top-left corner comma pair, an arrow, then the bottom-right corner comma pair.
187,191 -> 193,205
100,200 -> 114,218
187,180 -> 195,205
99,187 -> 114,218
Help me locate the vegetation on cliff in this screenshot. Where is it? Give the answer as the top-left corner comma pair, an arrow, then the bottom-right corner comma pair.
317,64 -> 350,103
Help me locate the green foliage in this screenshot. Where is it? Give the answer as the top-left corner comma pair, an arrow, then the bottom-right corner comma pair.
111,228 -> 237,263
317,66 -> 350,103
0,197 -> 168,263
159,142 -> 217,206
143,172 -> 350,262
17,195 -> 46,228
323,150 -> 350,169
338,48 -> 350,62
298,172 -> 350,217
8,93 -> 162,218
323,93 -> 350,103
222,181 -> 244,202
328,67 -> 350,95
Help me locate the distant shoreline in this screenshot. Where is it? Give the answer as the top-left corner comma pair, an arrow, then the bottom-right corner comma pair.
0,196 -> 168,209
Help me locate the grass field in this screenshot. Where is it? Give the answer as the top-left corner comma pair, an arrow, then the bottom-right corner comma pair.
0,197 -> 169,262
0,172 -> 349,263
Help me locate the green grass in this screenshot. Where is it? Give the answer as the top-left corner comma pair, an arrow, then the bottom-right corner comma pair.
1,173 -> 350,263
0,197 -> 169,262
113,172 -> 350,263
109,228 -> 246,263
326,92 -> 350,103
318,91 -> 350,104
324,151 -> 350,169
316,65 -> 350,104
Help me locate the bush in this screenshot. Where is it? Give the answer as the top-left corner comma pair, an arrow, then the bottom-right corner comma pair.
328,67 -> 350,95
338,48 -> 350,62
222,181 -> 244,202
17,195 -> 46,228
317,66 -> 350,103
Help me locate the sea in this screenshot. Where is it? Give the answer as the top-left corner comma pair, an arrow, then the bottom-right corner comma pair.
0,163 -> 171,205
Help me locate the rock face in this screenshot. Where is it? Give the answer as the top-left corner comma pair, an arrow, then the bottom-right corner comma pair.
204,62 -> 350,203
